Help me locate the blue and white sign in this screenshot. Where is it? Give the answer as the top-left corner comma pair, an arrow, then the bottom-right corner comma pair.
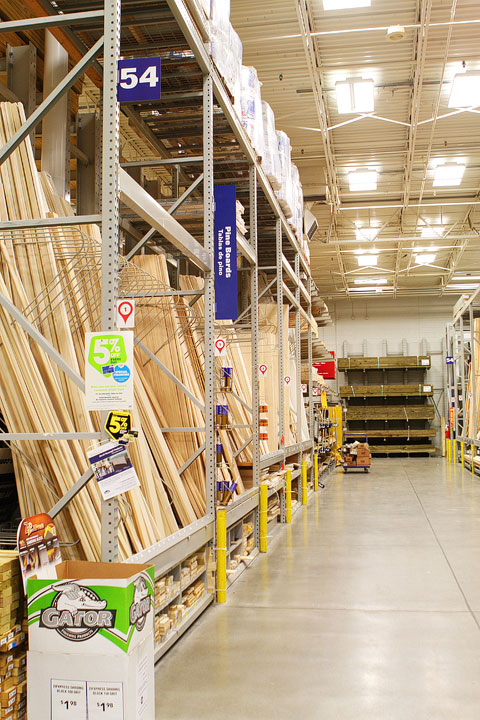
446,356 -> 454,364
117,57 -> 161,102
214,185 -> 238,321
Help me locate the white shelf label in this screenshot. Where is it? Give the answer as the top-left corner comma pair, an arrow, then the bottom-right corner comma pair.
51,680 -> 87,720
421,359 -> 429,366
87,681 -> 124,719
423,385 -> 432,393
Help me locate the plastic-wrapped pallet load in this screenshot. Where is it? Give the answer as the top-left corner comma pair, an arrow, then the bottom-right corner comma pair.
240,66 -> 265,159
228,27 -> 243,108
261,102 -> 281,189
276,130 -> 293,218
209,0 -> 230,84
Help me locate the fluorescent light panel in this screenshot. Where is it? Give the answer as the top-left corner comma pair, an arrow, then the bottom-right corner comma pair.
452,275 -> 480,281
415,253 -> 436,265
354,278 -> 387,285
355,227 -> 378,241
446,283 -> 478,290
449,72 -> 480,108
348,170 -> 377,192
357,255 -> 378,267
433,163 -> 465,187
420,225 -> 444,238
336,78 -> 374,114
323,0 -> 370,9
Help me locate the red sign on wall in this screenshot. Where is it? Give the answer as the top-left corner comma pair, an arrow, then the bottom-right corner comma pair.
313,351 -> 336,379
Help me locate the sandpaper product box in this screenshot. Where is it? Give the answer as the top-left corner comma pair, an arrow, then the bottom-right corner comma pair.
27,561 -> 155,720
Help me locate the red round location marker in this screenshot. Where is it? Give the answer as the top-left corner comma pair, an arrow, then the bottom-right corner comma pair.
259,364 -> 268,376
118,301 -> 133,324
215,338 -> 226,353
284,376 -> 291,385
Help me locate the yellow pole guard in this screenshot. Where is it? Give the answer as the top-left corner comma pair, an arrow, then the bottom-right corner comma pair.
461,440 -> 464,467
286,469 -> 292,524
260,483 -> 268,553
453,439 -> 457,464
302,460 -> 308,505
472,444 -> 475,474
446,439 -> 451,463
314,454 -> 319,492
216,507 -> 227,603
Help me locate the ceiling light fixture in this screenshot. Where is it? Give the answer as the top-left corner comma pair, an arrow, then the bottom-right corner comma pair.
355,227 -> 378,241
357,254 -> 378,267
448,71 -> 480,108
445,283 -> 478,290
348,170 -> 377,192
335,78 -> 375,114
452,275 -> 480,281
354,278 -> 387,285
420,225 -> 444,238
415,253 -> 436,265
323,0 -> 370,10
433,163 -> 465,187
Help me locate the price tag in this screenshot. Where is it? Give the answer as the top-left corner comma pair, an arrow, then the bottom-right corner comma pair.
51,680 -> 87,720
104,411 -> 132,442
87,682 -> 124,719
117,57 -> 161,102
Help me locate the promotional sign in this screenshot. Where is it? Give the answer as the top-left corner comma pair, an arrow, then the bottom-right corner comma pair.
450,407 -> 454,429
87,442 -> 140,501
104,411 -> 133,442
313,351 -> 336,379
214,338 -> 227,357
116,299 -> 135,329
117,57 -> 161,102
214,185 -> 238,320
446,356 -> 454,364
85,332 -> 134,411
17,513 -> 62,591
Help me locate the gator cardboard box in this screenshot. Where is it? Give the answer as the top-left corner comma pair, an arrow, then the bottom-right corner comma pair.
27,561 -> 155,720
27,560 -> 154,655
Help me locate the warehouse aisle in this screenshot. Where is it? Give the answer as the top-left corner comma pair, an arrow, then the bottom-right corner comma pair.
156,458 -> 480,720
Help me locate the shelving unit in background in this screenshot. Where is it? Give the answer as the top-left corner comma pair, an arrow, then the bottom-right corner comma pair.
339,356 -> 436,456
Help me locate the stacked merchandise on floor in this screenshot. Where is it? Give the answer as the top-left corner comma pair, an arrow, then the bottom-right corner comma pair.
0,552 -> 26,720
340,441 -> 371,468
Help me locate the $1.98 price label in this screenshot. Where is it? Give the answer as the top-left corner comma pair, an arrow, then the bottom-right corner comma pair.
51,680 -> 124,719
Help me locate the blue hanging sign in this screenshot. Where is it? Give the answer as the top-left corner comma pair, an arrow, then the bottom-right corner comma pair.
214,185 -> 238,321
446,356 -> 454,364
117,57 -> 161,102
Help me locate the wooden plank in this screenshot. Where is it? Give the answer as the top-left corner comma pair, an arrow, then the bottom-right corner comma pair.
370,444 -> 436,454
346,405 -> 435,420
338,356 -> 431,370
340,384 -> 433,397
344,429 -> 436,438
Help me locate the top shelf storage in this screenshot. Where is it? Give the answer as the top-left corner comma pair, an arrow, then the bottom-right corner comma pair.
338,356 -> 431,370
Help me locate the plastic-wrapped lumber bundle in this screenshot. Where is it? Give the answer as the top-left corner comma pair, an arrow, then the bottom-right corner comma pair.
209,0 -> 230,84
229,27 -> 243,108
261,102 -> 281,190
240,65 -> 265,159
276,130 -> 293,218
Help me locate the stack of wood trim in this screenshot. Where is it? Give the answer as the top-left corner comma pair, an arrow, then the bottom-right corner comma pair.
338,356 -> 431,370
340,384 -> 433,397
465,318 -> 480,439
346,406 -> 435,420
370,444 -> 436,454
344,429 -> 436,438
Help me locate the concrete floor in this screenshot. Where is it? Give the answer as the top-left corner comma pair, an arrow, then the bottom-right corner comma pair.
155,457 -> 480,719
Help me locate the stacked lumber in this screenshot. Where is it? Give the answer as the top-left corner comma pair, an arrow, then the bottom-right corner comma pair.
0,552 -> 26,720
370,444 -> 436,454
344,429 -> 436,438
338,356 -> 431,370
340,384 -> 433,397
346,406 -> 435,420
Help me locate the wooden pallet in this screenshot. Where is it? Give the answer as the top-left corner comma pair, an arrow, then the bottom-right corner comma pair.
338,356 -> 431,370
346,406 -> 435,420
340,384 -> 433,397
370,444 -> 436,454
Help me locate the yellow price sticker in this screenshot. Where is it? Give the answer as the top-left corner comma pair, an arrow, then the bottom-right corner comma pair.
104,411 -> 132,441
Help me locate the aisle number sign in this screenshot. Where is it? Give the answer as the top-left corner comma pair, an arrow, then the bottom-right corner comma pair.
117,57 -> 161,102
116,299 -> 135,329
85,332 -> 134,410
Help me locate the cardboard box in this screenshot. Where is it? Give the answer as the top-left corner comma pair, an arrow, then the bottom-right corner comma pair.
28,634 -> 154,720
27,560 -> 154,655
27,561 -> 155,719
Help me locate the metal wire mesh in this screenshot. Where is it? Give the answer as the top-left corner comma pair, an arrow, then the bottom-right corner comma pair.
0,225 -> 199,348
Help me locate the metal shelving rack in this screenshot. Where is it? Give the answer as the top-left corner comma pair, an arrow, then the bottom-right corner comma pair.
0,0 -> 324,656
446,291 -> 480,470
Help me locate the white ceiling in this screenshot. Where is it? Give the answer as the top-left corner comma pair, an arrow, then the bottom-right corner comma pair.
230,0 -> 480,299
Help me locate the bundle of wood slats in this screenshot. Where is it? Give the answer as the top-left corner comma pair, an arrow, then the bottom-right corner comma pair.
340,384 -> 433,398
346,405 -> 435,420
338,356 -> 431,370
